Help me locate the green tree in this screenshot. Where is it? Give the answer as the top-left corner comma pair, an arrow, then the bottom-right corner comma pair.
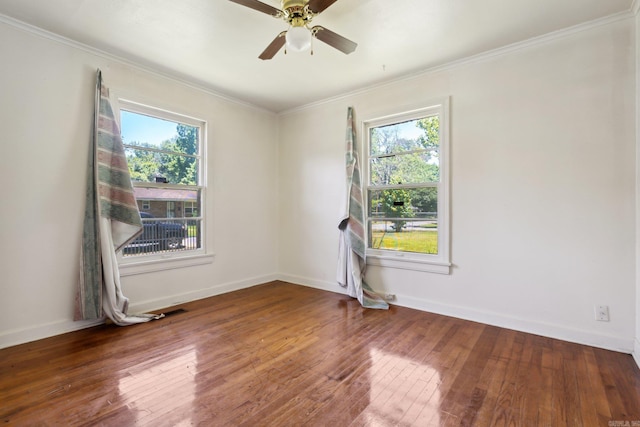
372,188 -> 414,232
370,125 -> 424,231
125,142 -> 161,182
411,116 -> 440,218
416,115 -> 439,152
158,124 -> 198,185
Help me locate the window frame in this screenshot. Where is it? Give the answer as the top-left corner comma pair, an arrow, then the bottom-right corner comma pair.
363,98 -> 451,274
115,99 -> 213,275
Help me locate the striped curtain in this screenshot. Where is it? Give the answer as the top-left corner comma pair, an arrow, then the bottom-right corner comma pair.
337,107 -> 388,309
75,69 -> 163,325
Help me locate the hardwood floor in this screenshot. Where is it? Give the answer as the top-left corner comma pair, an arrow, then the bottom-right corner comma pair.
1,281 -> 639,426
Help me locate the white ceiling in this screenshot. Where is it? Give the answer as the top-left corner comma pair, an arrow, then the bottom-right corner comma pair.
0,0 -> 634,112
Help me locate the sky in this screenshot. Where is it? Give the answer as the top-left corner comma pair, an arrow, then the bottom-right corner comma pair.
395,119 -> 424,140
120,110 -> 178,147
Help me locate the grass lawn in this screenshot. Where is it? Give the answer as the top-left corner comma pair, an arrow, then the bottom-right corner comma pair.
371,230 -> 438,254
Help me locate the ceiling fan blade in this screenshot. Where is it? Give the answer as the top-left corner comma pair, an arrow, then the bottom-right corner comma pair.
229,0 -> 281,17
307,0 -> 339,14
312,26 -> 357,54
259,31 -> 287,60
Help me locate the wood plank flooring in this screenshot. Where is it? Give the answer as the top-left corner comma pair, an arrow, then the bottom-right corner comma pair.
1,281 -> 639,426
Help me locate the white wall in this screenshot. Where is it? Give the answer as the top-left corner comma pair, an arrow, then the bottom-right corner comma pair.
0,21 -> 279,347
279,18 -> 637,352
635,8 -> 640,367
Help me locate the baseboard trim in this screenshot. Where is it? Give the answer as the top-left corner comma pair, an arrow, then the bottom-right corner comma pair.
397,294 -> 634,354
128,273 -> 279,314
278,273 -> 348,296
0,318 -> 105,350
0,273 -> 278,350
277,273 -> 635,354
2,273 -> 635,357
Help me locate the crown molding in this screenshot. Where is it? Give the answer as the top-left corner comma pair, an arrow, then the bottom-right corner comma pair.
280,9 -> 635,116
0,7 -> 633,116
0,13 -> 274,115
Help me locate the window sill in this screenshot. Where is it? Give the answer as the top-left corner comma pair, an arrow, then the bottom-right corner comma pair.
367,254 -> 451,274
119,253 -> 215,276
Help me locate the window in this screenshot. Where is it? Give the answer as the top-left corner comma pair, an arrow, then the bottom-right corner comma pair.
184,201 -> 197,217
166,201 -> 176,218
118,101 -> 206,261
364,100 -> 450,274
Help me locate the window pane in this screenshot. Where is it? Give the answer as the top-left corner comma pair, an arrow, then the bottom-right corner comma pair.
121,111 -> 183,150
369,188 -> 438,220
123,187 -> 203,257
125,147 -> 198,185
370,152 -> 439,185
369,220 -> 438,254
122,217 -> 202,256
370,116 -> 439,156
121,110 -> 200,185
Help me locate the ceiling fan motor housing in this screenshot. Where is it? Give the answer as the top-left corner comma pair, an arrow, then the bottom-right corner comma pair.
282,0 -> 311,27
282,0 -> 307,10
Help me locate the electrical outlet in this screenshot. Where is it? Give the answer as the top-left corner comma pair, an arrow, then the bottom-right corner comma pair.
595,305 -> 609,322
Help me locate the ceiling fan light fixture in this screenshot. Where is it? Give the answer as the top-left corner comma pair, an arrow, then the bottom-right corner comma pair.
285,26 -> 312,53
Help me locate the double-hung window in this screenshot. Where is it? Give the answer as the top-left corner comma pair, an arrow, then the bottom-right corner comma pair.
364,99 -> 450,274
118,101 -> 206,261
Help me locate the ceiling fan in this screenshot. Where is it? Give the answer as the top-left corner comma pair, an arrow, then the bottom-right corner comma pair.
229,0 -> 357,60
